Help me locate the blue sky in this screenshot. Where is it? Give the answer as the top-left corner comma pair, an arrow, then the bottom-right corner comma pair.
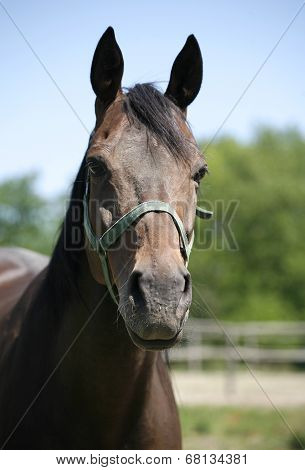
1,0 -> 304,196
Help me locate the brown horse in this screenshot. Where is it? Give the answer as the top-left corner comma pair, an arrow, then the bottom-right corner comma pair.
0,248 -> 48,322
0,27 -> 207,449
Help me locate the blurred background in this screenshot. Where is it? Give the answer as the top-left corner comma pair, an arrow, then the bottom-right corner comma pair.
1,0 -> 305,449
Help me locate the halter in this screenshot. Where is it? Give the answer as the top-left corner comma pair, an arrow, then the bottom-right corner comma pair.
83,172 -> 213,305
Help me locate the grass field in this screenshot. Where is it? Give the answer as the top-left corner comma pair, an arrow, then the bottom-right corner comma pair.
179,406 -> 305,449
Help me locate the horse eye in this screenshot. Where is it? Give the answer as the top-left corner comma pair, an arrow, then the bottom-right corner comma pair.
87,157 -> 106,177
192,165 -> 208,184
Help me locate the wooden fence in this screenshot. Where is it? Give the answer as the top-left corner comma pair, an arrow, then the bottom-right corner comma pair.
169,319 -> 305,367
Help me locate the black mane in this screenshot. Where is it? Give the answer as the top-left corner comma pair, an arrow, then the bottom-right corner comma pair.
123,83 -> 190,161
45,157 -> 87,310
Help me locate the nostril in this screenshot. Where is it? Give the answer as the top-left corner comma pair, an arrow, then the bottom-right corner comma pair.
183,271 -> 191,294
129,270 -> 144,302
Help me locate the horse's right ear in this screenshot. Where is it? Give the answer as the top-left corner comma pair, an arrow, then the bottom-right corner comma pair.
90,27 -> 124,109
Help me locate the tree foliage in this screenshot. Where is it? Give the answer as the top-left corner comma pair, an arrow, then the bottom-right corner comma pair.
0,174 -> 62,255
191,127 -> 305,321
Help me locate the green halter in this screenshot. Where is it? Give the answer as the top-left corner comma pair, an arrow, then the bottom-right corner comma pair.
83,173 -> 213,305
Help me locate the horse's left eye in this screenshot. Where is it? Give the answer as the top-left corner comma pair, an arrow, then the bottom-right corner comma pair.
192,165 -> 208,184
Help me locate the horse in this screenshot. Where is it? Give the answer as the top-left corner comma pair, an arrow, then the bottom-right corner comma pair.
0,247 -> 48,323
0,27 -> 209,449
0,247 -> 49,368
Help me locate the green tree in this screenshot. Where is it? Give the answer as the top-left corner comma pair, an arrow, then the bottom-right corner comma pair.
190,127 -> 305,321
0,174 -> 61,255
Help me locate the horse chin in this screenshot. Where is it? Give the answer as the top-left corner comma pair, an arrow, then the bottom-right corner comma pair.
126,325 -> 183,351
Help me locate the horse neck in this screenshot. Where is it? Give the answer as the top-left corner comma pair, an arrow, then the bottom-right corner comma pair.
52,249 -> 158,404
0,249 -> 159,449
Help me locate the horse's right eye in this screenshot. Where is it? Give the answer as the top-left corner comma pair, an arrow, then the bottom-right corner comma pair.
87,157 -> 107,177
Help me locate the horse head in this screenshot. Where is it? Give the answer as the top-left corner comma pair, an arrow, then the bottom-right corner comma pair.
85,27 -> 208,350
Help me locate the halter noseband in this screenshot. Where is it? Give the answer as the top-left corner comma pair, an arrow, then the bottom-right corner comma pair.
83,172 -> 213,305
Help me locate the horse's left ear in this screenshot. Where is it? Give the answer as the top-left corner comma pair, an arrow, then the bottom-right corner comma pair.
165,34 -> 202,111
90,26 -> 124,109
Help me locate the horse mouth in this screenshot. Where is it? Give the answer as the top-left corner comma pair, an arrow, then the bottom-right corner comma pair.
126,326 -> 183,351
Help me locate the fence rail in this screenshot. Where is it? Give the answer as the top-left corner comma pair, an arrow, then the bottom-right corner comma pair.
170,320 -> 305,366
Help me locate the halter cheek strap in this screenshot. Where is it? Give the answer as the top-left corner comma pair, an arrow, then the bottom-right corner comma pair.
83,174 -> 212,305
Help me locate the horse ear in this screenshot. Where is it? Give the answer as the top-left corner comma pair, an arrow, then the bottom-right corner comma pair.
90,27 -> 124,108
165,34 -> 202,111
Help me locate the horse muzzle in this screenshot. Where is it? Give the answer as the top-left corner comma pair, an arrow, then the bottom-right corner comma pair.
126,325 -> 184,351
122,264 -> 191,350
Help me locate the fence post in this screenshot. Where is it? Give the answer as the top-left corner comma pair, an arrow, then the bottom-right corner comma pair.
224,334 -> 237,398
